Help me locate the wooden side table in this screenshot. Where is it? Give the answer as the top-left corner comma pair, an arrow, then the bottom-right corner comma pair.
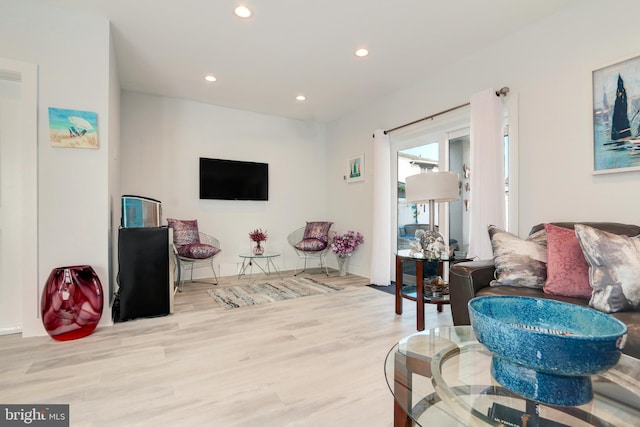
395,250 -> 468,331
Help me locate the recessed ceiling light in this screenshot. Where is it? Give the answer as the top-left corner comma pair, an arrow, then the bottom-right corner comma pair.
234,6 -> 252,18
204,75 -> 217,82
355,48 -> 369,57
296,95 -> 306,101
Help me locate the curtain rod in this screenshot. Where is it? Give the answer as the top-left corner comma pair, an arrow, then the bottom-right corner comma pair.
377,86 -> 509,136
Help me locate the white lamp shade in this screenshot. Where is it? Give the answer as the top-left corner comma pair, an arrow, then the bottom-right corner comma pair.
405,171 -> 460,203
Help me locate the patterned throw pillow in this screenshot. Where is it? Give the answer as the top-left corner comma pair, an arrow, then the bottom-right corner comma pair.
575,224 -> 640,313
543,224 -> 592,299
177,243 -> 220,259
303,221 -> 333,243
167,218 -> 200,247
294,238 -> 327,252
488,225 -> 547,288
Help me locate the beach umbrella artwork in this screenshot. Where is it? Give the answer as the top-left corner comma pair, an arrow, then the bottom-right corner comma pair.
48,107 -> 99,149
68,116 -> 94,137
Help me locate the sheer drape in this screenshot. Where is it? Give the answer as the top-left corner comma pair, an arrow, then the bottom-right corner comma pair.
467,89 -> 505,260
370,129 -> 391,286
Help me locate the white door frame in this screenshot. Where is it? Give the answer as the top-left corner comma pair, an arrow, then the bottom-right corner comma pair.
389,111 -> 470,246
389,109 -> 470,279
0,58 -> 38,336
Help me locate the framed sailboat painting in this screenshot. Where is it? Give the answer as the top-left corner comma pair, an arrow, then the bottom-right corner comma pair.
592,53 -> 640,174
347,153 -> 364,183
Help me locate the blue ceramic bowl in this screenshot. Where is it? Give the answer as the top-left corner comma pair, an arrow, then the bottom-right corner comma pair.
469,296 -> 627,406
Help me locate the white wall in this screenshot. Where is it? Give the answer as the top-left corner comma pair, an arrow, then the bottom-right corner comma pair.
108,27 -> 121,304
0,1 -> 114,335
327,0 -> 640,281
120,92 -> 328,277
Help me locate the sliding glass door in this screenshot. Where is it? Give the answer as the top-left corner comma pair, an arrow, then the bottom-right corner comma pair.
397,141 -> 440,253
448,132 -> 470,258
390,121 -> 468,283
388,94 -> 518,283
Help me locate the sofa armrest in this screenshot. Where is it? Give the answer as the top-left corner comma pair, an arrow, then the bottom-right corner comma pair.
449,260 -> 496,326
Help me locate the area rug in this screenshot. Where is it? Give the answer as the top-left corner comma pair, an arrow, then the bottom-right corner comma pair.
207,277 -> 343,310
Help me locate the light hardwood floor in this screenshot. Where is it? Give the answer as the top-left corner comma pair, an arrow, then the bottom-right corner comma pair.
0,269 -> 453,427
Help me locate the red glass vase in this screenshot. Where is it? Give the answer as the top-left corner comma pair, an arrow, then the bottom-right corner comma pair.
41,265 -> 103,341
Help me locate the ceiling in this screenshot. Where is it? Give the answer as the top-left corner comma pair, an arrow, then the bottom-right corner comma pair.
34,0 -> 575,123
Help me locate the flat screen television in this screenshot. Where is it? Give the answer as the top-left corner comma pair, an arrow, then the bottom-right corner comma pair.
199,157 -> 269,201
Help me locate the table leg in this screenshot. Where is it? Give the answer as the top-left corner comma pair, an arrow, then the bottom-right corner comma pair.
237,259 -> 249,279
252,259 -> 269,276
394,400 -> 412,427
416,261 -> 425,331
395,256 -> 403,315
394,351 -> 413,427
268,257 -> 283,280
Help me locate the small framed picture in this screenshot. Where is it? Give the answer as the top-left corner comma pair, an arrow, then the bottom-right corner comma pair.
347,153 -> 364,183
48,107 -> 99,149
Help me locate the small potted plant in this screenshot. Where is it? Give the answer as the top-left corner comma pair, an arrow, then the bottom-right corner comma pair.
249,228 -> 268,255
330,230 -> 364,276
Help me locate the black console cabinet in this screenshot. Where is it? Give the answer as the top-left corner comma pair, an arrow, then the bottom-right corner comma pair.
114,227 -> 174,322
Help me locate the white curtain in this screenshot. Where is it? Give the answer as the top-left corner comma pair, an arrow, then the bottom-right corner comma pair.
467,89 -> 505,260
369,129 -> 391,286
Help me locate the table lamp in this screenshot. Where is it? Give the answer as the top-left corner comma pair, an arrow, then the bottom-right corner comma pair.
405,171 -> 460,259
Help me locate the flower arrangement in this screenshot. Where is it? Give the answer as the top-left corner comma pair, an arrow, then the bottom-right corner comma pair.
249,228 -> 268,242
331,230 -> 364,256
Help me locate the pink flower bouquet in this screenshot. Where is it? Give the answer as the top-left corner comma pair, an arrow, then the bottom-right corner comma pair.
249,228 -> 268,242
331,230 -> 364,255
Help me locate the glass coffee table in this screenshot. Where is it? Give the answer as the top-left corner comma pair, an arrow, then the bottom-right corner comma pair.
385,326 -> 640,426
237,252 -> 282,283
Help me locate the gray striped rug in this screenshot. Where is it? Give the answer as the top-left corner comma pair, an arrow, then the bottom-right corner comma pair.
207,277 -> 343,310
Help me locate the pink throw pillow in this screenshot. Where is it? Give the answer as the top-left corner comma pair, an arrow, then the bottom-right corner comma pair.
177,243 -> 220,259
167,218 -> 200,247
303,221 -> 333,243
294,238 -> 327,252
543,224 -> 592,299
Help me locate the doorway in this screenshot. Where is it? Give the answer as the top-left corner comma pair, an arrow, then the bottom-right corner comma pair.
397,142 -> 440,251
396,141 -> 442,283
0,77 -> 22,334
0,58 -> 38,336
448,134 -> 470,257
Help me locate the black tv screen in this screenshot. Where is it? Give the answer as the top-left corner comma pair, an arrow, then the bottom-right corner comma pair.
199,157 -> 269,201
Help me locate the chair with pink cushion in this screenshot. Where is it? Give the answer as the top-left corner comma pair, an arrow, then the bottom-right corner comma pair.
167,218 -> 221,292
287,221 -> 333,276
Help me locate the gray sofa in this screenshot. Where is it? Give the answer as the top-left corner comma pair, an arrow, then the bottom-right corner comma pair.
449,222 -> 640,359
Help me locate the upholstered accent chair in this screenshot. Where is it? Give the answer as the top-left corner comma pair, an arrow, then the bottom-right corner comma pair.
167,218 -> 221,292
287,221 -> 333,276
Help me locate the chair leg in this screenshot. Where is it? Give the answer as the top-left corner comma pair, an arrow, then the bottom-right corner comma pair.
293,254 -> 304,276
296,256 -> 309,276
209,258 -> 218,285
320,253 -> 330,276
182,261 -> 195,290
293,257 -> 299,276
177,258 -> 187,293
174,257 -> 181,294
295,254 -> 333,276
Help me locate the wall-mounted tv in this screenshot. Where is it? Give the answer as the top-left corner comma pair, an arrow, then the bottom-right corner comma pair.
199,157 -> 269,201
